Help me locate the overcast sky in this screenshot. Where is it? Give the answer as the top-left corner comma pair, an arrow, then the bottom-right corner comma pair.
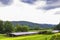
0,0 -> 60,24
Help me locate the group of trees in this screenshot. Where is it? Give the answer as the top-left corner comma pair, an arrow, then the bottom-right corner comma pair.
54,23 -> 60,30
15,24 -> 29,32
0,20 -> 43,34
0,20 -> 4,33
0,20 -> 29,34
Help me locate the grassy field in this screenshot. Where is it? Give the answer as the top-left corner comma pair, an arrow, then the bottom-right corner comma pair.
0,33 -> 60,40
0,34 -> 53,40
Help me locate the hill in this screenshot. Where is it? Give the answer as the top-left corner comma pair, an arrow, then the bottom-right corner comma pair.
10,21 -> 55,28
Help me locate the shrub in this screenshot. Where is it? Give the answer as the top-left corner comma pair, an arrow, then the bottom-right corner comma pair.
38,31 -> 53,34
50,34 -> 60,40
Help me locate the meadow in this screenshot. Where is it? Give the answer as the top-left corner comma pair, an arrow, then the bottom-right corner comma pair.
0,33 -> 55,40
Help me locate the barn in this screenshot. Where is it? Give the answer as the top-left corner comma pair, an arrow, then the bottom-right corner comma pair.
8,32 -> 38,37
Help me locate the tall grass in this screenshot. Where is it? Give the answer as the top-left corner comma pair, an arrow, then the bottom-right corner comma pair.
50,33 -> 60,40
0,34 -> 53,40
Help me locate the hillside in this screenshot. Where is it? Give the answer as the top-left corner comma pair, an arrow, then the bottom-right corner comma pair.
10,21 -> 55,28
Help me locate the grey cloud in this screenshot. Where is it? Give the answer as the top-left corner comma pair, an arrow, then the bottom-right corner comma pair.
38,0 -> 60,10
21,0 -> 37,4
54,11 -> 60,15
0,0 -> 13,6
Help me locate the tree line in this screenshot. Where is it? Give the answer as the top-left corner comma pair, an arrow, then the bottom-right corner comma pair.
0,20 -> 41,34
0,20 -> 29,34
0,20 -> 60,34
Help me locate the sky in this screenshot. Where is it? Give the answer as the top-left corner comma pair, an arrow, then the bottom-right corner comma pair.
0,0 -> 60,24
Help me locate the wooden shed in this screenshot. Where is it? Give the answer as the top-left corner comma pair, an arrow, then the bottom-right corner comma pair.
8,32 -> 38,37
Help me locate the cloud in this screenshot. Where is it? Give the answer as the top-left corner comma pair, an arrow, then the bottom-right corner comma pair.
41,5 -> 60,10
0,0 -> 60,24
43,0 -> 60,10
47,0 -> 57,4
21,0 -> 60,10
54,11 -> 60,15
21,0 -> 37,4
0,0 -> 13,6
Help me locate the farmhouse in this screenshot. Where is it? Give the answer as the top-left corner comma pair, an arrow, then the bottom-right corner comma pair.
8,32 -> 38,37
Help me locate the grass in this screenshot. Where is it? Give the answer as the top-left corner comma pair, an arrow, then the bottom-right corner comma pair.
0,34 -> 53,40
50,33 -> 60,40
0,29 -> 54,40
0,29 -> 60,40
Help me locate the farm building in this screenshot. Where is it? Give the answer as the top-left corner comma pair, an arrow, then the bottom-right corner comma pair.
52,30 -> 60,33
8,32 -> 38,37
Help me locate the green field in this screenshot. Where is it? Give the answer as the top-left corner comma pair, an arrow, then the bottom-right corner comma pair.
0,34 -> 53,40
0,33 -> 60,40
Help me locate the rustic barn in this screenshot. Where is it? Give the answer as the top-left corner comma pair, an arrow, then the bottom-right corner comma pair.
8,32 -> 38,37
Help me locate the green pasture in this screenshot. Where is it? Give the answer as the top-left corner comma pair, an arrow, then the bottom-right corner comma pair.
0,33 -> 60,40
0,34 -> 53,40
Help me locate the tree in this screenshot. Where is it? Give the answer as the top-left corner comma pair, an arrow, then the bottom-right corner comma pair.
4,21 -> 14,33
15,24 -> 29,32
54,23 -> 60,30
0,20 -> 4,33
15,24 -> 22,32
21,25 -> 29,32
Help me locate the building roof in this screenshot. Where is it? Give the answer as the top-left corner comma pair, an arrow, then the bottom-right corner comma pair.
9,32 -> 38,35
52,30 -> 59,33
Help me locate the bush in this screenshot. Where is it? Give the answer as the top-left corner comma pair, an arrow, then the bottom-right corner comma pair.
38,31 -> 47,34
46,31 -> 54,34
38,31 -> 53,34
50,34 -> 60,40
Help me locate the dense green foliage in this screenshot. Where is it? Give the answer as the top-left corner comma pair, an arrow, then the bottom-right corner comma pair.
0,20 -> 4,33
0,20 -> 14,33
15,24 -> 22,32
0,20 -> 30,33
0,20 -> 45,33
38,31 -> 54,34
54,23 -> 60,30
50,33 -> 60,40
15,24 -> 29,32
21,25 -> 29,32
3,21 -> 14,33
